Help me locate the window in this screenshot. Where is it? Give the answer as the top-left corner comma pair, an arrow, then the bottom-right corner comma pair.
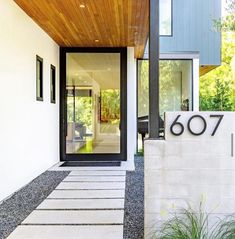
50,65 -> 56,103
36,55 -> 43,101
160,0 -> 172,36
137,59 -> 193,152
138,59 -> 193,118
65,52 -> 122,155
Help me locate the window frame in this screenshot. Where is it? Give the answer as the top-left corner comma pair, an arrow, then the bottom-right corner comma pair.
36,55 -> 43,101
59,47 -> 127,162
160,0 -> 173,37
136,58 -> 194,153
50,64 -> 56,104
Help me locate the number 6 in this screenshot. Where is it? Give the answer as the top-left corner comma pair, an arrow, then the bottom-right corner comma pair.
170,115 -> 184,136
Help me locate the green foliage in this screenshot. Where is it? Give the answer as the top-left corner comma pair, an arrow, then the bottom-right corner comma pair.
67,89 -> 121,131
75,97 -> 92,130
200,78 -> 232,111
101,89 -> 120,123
67,97 -> 75,123
214,0 -> 235,32
67,96 -> 92,130
152,204 -> 235,239
138,60 -> 191,117
212,0 -> 235,108
214,14 -> 235,32
200,32 -> 235,111
138,60 -> 149,117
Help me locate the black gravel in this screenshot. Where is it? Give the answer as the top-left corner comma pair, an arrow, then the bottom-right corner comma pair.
0,170 -> 69,239
124,156 -> 144,239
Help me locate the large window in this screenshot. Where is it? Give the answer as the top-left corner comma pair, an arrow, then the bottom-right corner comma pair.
66,52 -> 121,155
137,59 -> 193,151
36,55 -> 43,101
160,0 -> 172,36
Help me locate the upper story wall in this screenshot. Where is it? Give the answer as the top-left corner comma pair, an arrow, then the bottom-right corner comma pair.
161,0 -> 221,65
145,0 -> 221,66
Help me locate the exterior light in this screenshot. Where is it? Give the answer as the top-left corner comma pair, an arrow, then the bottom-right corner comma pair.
79,4 -> 85,8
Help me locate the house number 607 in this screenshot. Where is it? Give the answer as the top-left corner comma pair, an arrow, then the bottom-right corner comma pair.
170,114 -> 224,136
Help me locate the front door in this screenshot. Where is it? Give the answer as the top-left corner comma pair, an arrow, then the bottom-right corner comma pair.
60,48 -> 127,161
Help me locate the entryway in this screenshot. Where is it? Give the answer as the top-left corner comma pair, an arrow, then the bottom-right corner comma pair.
60,48 -> 127,162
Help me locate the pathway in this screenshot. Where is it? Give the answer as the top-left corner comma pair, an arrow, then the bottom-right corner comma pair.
7,169 -> 126,239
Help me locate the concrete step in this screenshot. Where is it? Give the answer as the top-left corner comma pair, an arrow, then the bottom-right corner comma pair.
69,171 -> 126,176
22,210 -> 124,225
63,176 -> 125,182
37,199 -> 124,210
7,225 -> 123,239
56,182 -> 125,190
48,189 -> 125,199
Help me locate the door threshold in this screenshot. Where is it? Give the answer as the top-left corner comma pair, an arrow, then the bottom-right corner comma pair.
60,161 -> 121,167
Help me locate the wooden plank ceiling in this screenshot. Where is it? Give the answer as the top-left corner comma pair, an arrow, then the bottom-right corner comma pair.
14,0 -> 149,58
200,65 -> 218,76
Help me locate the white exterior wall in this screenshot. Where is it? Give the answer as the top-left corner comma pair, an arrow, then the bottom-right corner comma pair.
126,47 -> 137,170
0,0 -> 59,202
145,112 -> 235,238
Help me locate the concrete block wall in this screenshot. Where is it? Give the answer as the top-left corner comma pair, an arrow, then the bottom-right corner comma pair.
145,112 -> 235,238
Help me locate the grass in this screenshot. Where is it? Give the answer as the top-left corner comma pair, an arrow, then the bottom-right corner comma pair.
152,204 -> 235,239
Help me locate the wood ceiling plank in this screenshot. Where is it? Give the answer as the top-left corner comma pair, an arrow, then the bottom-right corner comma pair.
14,0 -> 149,58
200,65 -> 218,76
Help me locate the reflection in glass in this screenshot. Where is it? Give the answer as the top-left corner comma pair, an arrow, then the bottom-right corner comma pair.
160,0 -> 172,36
66,53 -> 121,154
137,59 -> 193,152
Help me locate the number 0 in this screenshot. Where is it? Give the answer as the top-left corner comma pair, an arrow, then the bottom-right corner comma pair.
187,115 -> 207,136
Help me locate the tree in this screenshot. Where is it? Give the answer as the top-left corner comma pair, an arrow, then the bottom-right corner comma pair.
200,0 -> 235,111
213,78 -> 232,110
200,32 -> 235,111
201,78 -> 233,111
214,0 -> 235,32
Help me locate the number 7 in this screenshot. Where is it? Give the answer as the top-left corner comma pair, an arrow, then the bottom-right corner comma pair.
210,115 -> 224,136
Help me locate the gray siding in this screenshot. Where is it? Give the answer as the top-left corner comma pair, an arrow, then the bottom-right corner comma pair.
146,0 -> 221,65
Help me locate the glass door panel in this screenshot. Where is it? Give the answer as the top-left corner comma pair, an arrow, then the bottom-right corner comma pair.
66,53 -> 121,154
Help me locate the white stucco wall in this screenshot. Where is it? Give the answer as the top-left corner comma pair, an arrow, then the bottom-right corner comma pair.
0,0 -> 59,202
145,112 -> 235,238
126,47 -> 137,170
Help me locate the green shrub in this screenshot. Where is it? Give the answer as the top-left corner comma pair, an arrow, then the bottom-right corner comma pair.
151,204 -> 235,239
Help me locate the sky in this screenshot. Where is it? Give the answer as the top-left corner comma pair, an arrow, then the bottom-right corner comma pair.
222,0 -> 234,16
222,0 -> 227,16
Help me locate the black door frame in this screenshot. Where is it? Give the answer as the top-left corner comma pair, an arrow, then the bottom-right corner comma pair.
60,47 -> 127,161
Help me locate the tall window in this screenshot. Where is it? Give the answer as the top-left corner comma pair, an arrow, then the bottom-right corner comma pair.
36,55 -> 43,101
160,0 -> 172,36
138,59 -> 193,118
65,52 -> 121,155
137,59 -> 193,152
50,65 -> 56,103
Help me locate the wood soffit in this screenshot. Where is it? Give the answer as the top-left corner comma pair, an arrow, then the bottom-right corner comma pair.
14,0 -> 149,58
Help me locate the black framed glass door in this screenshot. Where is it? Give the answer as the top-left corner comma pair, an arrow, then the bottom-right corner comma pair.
60,48 -> 127,161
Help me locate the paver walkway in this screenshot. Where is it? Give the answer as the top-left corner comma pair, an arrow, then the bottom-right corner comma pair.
7,169 -> 126,239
